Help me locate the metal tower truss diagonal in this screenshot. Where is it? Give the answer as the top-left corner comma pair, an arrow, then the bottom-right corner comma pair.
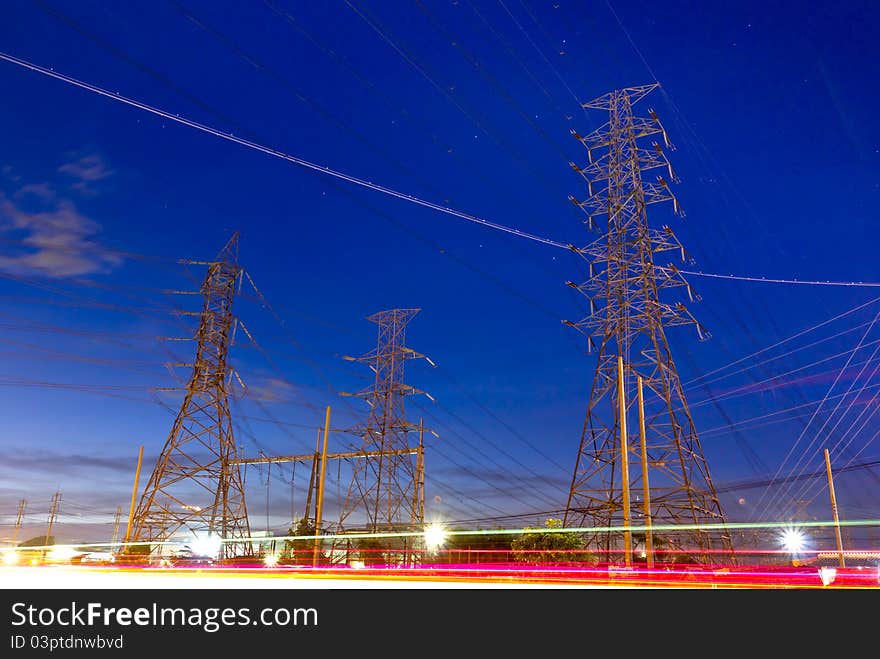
563,84 -> 733,562
338,308 -> 429,533
130,233 -> 251,560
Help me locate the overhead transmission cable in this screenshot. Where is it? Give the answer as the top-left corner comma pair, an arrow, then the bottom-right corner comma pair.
770,353 -> 880,515
0,51 -> 566,249
1,51 -> 878,290
753,310 -> 880,520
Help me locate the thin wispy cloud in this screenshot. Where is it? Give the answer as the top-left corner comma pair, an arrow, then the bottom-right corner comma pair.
0,449 -> 147,475
239,376 -> 299,403
57,153 -> 114,190
1,164 -> 21,183
13,182 -> 55,202
432,464 -> 568,489
0,154 -> 121,278
0,195 -> 122,277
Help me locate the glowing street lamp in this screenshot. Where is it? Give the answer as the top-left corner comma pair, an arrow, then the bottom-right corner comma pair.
2,550 -> 19,566
191,534 -> 222,559
424,523 -> 447,552
263,553 -> 280,568
780,528 -> 806,559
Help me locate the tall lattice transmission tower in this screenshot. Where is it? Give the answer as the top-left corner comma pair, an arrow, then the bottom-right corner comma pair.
338,308 -> 430,533
563,84 -> 732,562
130,233 -> 251,560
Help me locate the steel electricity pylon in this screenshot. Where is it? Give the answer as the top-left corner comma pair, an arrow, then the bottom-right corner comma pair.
338,308 -> 430,534
130,233 -> 251,560
563,84 -> 733,563
11,498 -> 26,546
44,491 -> 60,552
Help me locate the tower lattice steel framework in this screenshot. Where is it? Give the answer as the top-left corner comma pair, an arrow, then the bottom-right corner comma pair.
338,308 -> 427,533
563,84 -> 733,561
130,233 -> 251,559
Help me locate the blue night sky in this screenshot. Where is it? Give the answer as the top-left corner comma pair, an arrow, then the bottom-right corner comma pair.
0,0 -> 878,543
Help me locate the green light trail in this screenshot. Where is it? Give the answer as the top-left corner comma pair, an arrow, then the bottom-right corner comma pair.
3,518 -> 878,554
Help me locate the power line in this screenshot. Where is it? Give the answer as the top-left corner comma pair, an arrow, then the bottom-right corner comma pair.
715,458 -> 880,495
684,318 -> 878,392
777,355 -> 880,511
699,382 -> 880,438
432,366 -> 568,471
684,296 -> 880,386
790,391 -> 880,510
4,50 -> 880,293
602,0 -> 660,83
754,310 -> 880,520
412,401 -> 557,511
0,50 -> 568,249
412,397 -> 564,508
412,0 -> 573,160
681,270 -> 880,288
260,0 -> 527,208
461,0 -> 569,121
170,0 -> 459,205
686,346 -> 880,414
496,0 -> 587,112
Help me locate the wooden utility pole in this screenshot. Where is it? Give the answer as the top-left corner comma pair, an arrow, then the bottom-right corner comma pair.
637,376 -> 654,568
11,498 -> 26,546
123,446 -> 144,548
824,448 -> 845,568
617,356 -> 632,567
313,406 -> 331,567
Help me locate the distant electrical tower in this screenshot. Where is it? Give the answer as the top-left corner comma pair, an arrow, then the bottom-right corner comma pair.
45,491 -> 61,548
564,84 -> 732,562
110,505 -> 122,548
11,498 -> 26,546
338,309 -> 430,533
130,233 -> 251,560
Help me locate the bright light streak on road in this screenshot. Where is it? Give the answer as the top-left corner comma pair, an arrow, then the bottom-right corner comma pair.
1,518 -> 878,557
1,563 -> 878,590
818,567 -> 837,586
47,546 -> 78,563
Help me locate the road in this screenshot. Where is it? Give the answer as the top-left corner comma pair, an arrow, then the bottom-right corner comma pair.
2,562 -> 878,589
